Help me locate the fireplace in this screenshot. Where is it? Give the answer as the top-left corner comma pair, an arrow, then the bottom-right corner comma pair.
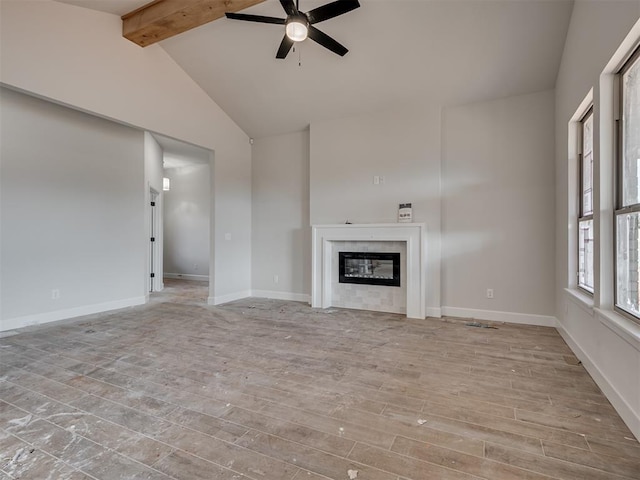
312,223 -> 426,318
339,252 -> 400,287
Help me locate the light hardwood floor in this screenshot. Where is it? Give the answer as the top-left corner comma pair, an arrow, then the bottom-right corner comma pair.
1,279 -> 639,479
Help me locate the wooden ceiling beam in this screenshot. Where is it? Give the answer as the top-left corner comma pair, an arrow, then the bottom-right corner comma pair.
122,0 -> 266,47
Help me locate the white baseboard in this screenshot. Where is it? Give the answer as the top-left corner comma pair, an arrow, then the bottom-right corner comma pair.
426,307 -> 442,318
208,290 -> 252,306
1,296 -> 146,332
441,306 -> 557,327
164,273 -> 209,282
556,321 -> 640,441
251,290 -> 311,303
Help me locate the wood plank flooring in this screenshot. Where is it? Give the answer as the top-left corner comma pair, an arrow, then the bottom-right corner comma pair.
1,279 -> 638,479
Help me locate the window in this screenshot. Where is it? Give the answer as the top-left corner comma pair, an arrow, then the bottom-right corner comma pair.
615,46 -> 640,319
578,108 -> 594,293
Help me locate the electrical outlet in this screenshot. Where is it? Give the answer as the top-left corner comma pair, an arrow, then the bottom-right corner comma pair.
486,288 -> 494,299
51,289 -> 60,300
373,175 -> 380,185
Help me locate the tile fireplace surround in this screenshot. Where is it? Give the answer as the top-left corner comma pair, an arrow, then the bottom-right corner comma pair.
311,223 -> 426,319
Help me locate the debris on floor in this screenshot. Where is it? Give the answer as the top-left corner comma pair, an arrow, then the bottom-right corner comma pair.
563,355 -> 582,365
417,419 -> 427,425
347,469 -> 358,479
465,322 -> 498,329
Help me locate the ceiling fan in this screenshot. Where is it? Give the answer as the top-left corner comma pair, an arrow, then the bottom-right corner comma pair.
225,0 -> 360,59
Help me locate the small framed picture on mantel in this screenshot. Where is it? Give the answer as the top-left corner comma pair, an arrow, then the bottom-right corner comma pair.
398,203 -> 412,223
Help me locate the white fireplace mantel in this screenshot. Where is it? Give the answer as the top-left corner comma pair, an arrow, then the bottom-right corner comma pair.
311,223 -> 426,319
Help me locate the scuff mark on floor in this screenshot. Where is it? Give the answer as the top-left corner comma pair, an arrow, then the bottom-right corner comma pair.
3,446 -> 35,475
8,414 -> 32,428
46,412 -> 91,419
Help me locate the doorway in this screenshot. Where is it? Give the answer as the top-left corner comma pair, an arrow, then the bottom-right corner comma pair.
151,133 -> 212,298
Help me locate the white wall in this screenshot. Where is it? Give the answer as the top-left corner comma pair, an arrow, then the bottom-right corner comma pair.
144,132 -> 164,292
0,88 -> 145,329
163,164 -> 211,279
309,106 -> 442,315
0,0 -> 252,306
211,148 -> 252,303
256,96 -> 556,324
442,90 -> 556,325
252,130 -> 310,300
554,1 -> 640,440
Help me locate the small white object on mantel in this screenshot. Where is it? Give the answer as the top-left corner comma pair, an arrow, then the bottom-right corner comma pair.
311,223 -> 426,319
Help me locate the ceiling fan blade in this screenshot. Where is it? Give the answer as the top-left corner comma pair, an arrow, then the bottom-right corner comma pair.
225,12 -> 285,25
276,35 -> 295,59
307,26 -> 348,56
280,0 -> 297,16
306,0 -> 360,24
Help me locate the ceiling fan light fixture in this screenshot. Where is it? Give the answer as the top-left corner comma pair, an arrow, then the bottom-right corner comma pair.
286,16 -> 308,42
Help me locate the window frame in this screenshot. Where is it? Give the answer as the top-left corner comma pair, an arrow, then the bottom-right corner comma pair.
577,106 -> 594,294
614,45 -> 640,322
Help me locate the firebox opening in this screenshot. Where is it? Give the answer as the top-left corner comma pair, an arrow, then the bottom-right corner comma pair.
339,252 -> 401,287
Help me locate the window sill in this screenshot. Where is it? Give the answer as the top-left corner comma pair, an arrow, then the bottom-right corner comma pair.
564,288 -> 594,315
595,308 -> 640,352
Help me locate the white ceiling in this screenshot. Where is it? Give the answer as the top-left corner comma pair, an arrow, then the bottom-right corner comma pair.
58,0 -> 142,15
56,0 -> 574,139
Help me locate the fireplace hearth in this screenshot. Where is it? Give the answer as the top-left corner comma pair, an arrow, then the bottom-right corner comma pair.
339,252 -> 400,287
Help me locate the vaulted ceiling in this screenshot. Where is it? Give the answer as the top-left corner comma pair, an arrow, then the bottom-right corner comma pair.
56,0 -> 574,138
